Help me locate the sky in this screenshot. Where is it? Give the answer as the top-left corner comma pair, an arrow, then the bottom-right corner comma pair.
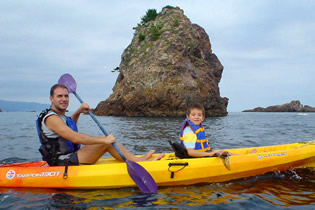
0,0 -> 314,112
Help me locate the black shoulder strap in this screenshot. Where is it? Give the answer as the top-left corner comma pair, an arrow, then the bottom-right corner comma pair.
37,108 -> 52,130
36,108 -> 59,166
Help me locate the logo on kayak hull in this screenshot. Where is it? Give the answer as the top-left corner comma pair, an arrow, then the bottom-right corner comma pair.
6,170 -> 16,179
5,170 -> 61,179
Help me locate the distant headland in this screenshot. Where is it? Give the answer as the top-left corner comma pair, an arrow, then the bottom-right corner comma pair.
0,99 -> 50,112
243,100 -> 315,112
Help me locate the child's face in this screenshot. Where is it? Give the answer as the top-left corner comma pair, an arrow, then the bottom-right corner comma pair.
187,108 -> 205,125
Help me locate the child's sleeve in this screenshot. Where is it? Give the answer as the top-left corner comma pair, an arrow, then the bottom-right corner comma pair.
182,126 -> 197,149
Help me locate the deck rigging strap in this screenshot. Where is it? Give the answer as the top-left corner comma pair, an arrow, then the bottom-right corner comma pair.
0,162 -> 47,168
298,140 -> 315,148
63,163 -> 69,179
168,162 -> 189,178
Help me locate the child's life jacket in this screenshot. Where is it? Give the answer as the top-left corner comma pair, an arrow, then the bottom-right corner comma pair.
180,119 -> 211,152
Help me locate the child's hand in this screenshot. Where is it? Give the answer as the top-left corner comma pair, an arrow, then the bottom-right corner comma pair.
214,150 -> 230,156
220,151 -> 230,156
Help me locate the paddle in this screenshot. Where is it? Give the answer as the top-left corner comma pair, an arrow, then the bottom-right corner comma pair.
58,73 -> 158,193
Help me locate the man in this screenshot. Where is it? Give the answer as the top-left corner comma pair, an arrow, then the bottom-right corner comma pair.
38,84 -> 164,166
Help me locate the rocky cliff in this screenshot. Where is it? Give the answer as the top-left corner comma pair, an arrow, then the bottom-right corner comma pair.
94,6 -> 228,117
243,100 -> 315,112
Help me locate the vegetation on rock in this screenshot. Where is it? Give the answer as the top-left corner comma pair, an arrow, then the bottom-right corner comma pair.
140,9 -> 158,25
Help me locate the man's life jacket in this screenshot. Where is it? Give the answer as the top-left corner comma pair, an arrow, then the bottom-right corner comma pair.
179,119 -> 211,152
36,109 -> 81,166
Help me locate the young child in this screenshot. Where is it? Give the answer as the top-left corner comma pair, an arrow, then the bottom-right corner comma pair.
179,103 -> 233,157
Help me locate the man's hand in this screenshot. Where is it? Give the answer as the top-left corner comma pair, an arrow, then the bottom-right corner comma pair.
71,103 -> 91,122
79,103 -> 90,114
101,134 -> 116,144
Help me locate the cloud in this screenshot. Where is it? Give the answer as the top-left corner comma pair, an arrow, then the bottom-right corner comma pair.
0,0 -> 314,112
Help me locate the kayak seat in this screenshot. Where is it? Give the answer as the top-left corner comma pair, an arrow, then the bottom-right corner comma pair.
168,140 -> 191,159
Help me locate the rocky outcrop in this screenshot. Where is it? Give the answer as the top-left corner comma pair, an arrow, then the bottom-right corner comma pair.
243,100 -> 315,112
94,6 -> 228,117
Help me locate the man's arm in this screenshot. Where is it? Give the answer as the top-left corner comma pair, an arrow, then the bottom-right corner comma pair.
45,115 -> 115,145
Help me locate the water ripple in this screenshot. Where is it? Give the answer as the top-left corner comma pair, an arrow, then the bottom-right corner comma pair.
0,112 -> 314,209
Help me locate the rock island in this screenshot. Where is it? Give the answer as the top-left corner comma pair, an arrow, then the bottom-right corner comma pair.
243,100 -> 315,112
93,6 -> 228,117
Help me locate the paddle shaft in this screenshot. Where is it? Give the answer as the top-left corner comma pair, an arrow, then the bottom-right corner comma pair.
58,73 -> 158,193
72,91 -> 127,161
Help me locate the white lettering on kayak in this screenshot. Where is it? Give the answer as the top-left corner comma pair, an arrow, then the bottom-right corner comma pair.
258,152 -> 287,159
6,171 -> 62,179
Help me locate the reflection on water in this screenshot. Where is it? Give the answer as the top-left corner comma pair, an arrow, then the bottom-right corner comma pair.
0,168 -> 314,209
223,169 -> 315,207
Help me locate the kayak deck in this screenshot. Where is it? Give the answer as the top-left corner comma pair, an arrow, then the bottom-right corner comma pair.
0,141 -> 314,189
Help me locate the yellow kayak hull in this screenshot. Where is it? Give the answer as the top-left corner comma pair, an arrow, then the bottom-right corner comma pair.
0,141 -> 314,189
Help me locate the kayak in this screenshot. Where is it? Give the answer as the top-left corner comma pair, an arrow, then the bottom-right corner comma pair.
0,141 -> 314,190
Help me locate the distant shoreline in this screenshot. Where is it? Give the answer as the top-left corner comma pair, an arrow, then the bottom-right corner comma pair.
243,100 -> 315,112
0,99 -> 50,112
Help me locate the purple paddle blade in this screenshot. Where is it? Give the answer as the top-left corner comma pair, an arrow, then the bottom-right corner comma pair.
126,160 -> 158,193
58,73 -> 77,93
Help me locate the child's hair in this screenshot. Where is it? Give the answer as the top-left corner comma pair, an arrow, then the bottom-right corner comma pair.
186,103 -> 205,116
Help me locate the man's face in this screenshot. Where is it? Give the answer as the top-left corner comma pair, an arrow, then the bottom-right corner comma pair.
187,108 -> 205,126
50,87 -> 69,111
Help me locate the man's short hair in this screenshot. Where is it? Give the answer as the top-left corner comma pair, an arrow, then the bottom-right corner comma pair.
186,103 -> 205,116
50,84 -> 69,97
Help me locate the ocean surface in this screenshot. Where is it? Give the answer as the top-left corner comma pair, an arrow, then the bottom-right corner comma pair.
0,111 -> 314,209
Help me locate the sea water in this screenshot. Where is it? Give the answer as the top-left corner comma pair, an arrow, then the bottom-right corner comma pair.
0,112 -> 314,209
